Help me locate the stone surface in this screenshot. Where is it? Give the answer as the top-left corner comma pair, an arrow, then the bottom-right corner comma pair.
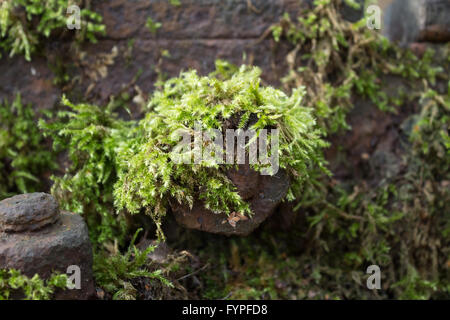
0,193 -> 95,300
95,0 -> 305,41
0,0 -> 306,110
2,0 -> 447,117
171,168 -> 289,236
0,55 -> 61,112
0,193 -> 59,232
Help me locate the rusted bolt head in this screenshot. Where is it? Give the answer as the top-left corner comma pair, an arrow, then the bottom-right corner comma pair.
0,193 -> 59,232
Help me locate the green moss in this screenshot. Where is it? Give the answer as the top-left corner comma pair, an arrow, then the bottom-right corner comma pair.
33,0 -> 449,300
169,0 -> 181,7
93,229 -> 173,300
39,95 -> 135,245
146,17 -> 161,35
42,64 -> 328,242
249,0 -> 450,299
271,0 -> 443,133
0,0 -> 105,61
114,65 -> 328,236
0,94 -> 57,200
0,268 -> 68,300
181,0 -> 449,301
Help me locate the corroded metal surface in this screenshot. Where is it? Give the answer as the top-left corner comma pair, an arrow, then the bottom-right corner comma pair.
0,193 -> 59,232
0,193 -> 95,300
171,168 -> 289,236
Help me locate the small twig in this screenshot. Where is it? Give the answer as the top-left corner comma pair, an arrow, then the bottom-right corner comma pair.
247,0 -> 262,14
325,202 -> 364,221
221,292 -> 233,300
176,263 -> 210,281
253,25 -> 274,46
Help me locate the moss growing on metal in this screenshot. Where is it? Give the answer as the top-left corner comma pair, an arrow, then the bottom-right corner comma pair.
42,64 -> 328,242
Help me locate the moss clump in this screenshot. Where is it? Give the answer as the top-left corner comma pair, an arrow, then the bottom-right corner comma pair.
0,94 -> 56,200
114,65 -> 328,236
0,0 -> 105,61
41,65 -> 328,242
39,96 -> 134,245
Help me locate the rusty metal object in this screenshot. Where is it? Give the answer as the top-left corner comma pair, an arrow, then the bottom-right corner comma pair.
171,168 -> 289,236
0,193 -> 59,232
226,165 -> 261,200
0,193 -> 95,300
